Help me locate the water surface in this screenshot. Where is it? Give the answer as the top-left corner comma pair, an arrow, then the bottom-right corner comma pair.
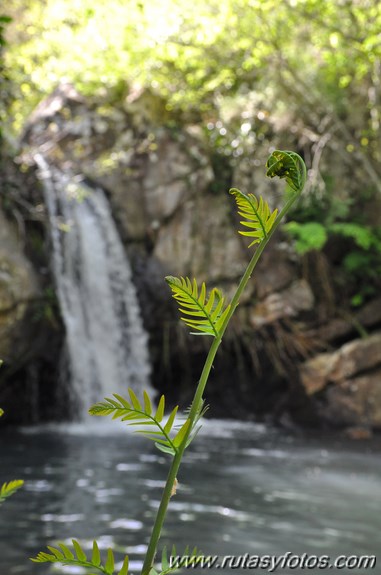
1,420 -> 379,574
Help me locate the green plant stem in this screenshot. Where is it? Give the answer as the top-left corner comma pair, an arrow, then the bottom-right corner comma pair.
141,177 -> 305,575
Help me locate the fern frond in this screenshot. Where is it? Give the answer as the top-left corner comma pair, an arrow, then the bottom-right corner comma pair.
0,480 -> 24,505
159,545 -> 203,574
266,149 -> 306,193
229,188 -> 278,247
89,389 -> 189,456
180,400 -> 208,450
165,276 -> 230,337
31,540 -> 128,575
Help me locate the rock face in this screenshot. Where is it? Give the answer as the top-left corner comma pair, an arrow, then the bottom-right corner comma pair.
10,82 -> 380,429
300,333 -> 381,429
0,152 -> 65,425
0,209 -> 39,360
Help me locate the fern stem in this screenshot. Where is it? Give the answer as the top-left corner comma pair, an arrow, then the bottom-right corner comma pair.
222,189 -> 304,334
142,344 -> 223,575
141,449 -> 183,575
141,158 -> 306,575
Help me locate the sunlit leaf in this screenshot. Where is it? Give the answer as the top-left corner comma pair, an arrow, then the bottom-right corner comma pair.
229,188 -> 278,247
89,390 -> 182,456
166,276 -> 230,337
0,480 -> 24,505
105,548 -> 115,575
118,555 -> 129,575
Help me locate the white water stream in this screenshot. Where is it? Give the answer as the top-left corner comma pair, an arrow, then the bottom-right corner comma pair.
36,157 -> 151,419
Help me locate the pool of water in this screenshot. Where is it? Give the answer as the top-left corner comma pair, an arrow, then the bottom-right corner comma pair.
0,420 -> 380,574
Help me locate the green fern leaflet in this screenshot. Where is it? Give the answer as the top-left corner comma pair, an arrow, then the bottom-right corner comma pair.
229,188 -> 278,247
165,276 -> 230,337
266,149 -> 306,193
31,539 -> 129,575
150,544 -> 202,574
89,388 -> 193,456
0,480 -> 24,505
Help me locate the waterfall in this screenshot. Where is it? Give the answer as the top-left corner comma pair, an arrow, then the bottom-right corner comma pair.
36,157 -> 152,420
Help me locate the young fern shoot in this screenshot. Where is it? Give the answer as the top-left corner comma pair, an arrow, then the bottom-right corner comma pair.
165,277 -> 230,337
32,150 -> 306,575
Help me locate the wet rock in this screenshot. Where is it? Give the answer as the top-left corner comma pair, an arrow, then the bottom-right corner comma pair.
250,279 -> 314,327
344,426 -> 373,440
253,241 -> 297,299
153,194 -> 247,282
300,332 -> 381,428
0,209 -> 39,360
300,332 -> 381,393
325,371 -> 381,429
312,297 -> 381,343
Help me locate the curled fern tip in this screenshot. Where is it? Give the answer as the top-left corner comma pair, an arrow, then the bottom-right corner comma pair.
266,150 -> 306,194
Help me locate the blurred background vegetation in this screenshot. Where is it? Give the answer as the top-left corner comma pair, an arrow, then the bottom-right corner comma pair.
2,0 -> 381,309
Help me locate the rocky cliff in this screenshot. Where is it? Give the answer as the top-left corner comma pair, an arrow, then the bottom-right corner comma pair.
1,83 -> 380,432
0,153 -> 64,423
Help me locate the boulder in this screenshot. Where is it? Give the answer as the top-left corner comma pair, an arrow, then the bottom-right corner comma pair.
300,332 -> 381,428
153,194 -> 248,282
250,279 -> 315,327
0,209 -> 40,360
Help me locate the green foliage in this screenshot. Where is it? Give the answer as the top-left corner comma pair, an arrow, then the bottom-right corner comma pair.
229,189 -> 278,247
154,545 -> 201,575
342,240 -> 381,307
329,222 -> 380,251
89,388 -> 199,456
285,219 -> 381,260
0,15 -> 12,47
0,479 -> 24,505
4,0 -> 381,155
165,277 -> 230,337
0,14 -> 13,142
284,221 -> 328,254
229,150 -> 306,249
31,539 -> 129,575
285,218 -> 381,306
2,1 -> 380,318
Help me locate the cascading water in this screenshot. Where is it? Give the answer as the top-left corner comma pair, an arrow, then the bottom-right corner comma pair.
35,156 -> 151,420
